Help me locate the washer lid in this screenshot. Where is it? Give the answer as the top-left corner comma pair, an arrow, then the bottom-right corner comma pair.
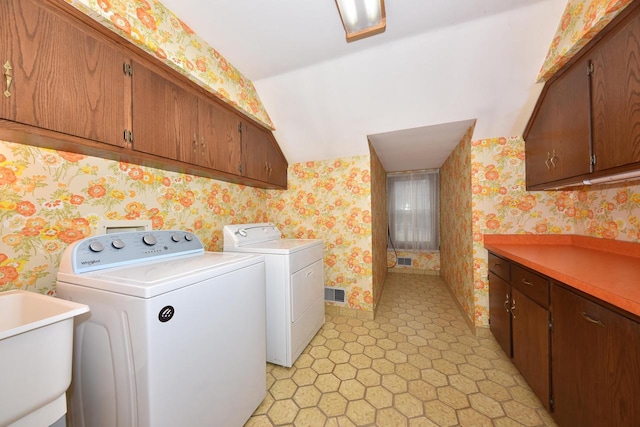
57,252 -> 264,298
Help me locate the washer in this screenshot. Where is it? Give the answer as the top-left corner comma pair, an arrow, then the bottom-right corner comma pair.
223,223 -> 324,367
56,230 -> 266,427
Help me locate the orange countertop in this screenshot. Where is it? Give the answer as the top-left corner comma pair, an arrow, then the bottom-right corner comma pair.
484,235 -> 640,319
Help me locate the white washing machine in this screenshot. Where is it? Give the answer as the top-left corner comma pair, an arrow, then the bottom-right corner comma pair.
56,230 -> 266,427
223,223 -> 324,367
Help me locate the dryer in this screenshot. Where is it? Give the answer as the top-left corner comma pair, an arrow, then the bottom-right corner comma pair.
56,230 -> 266,427
223,223 -> 324,367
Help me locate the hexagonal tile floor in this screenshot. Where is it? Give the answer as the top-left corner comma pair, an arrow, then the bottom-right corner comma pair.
245,273 -> 557,427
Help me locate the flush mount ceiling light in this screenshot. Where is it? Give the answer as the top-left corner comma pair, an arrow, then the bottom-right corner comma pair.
335,0 -> 386,42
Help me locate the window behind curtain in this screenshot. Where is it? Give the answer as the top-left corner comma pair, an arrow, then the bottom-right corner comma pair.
387,170 -> 439,251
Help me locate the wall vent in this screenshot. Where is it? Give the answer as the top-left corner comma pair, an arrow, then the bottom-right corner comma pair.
397,257 -> 412,266
325,287 -> 346,304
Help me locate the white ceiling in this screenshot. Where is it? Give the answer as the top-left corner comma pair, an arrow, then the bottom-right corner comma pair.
161,0 -> 567,170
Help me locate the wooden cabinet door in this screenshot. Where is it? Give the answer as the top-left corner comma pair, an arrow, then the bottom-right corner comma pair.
590,10 -> 640,171
0,0 -> 127,147
131,60 -> 197,160
552,285 -> 640,426
195,99 -> 242,174
241,120 -> 287,186
511,289 -> 550,410
489,271 -> 512,358
525,57 -> 592,188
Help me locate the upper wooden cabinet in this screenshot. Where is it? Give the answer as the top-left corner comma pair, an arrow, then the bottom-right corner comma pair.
524,2 -> 640,189
131,60 -> 197,161
0,0 -> 127,148
0,0 -> 287,189
590,10 -> 640,171
197,99 -> 243,175
525,57 -> 592,189
241,120 -> 288,187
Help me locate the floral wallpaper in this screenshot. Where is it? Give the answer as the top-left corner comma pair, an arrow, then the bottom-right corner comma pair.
472,136 -> 640,327
369,144 -> 388,311
538,0 -> 633,81
0,139 -> 270,294
266,156 -> 374,313
440,123 -> 475,324
0,139 -> 378,313
67,0 -> 274,129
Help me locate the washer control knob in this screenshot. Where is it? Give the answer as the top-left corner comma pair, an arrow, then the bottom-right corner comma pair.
89,241 -> 104,252
112,239 -> 125,249
171,233 -> 181,242
184,233 -> 194,241
142,234 -> 157,246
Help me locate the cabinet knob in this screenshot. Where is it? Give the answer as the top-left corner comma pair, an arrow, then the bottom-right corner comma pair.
4,61 -> 12,98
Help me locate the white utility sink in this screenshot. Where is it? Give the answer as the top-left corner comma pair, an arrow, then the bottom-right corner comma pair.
0,290 -> 89,427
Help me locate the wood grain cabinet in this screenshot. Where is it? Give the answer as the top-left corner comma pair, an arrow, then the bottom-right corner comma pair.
524,56 -> 592,189
551,284 -> 640,427
0,0 -> 287,189
488,253 -> 551,411
488,250 -> 640,426
524,2 -> 640,189
488,253 -> 512,357
241,120 -> 288,187
0,0 -> 128,148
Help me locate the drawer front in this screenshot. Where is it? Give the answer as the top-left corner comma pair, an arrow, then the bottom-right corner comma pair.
512,265 -> 549,307
488,253 -> 511,281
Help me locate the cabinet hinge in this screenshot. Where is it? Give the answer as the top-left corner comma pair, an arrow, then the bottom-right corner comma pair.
123,129 -> 133,143
590,154 -> 597,165
238,122 -> 243,133
239,164 -> 243,174
587,62 -> 594,76
548,319 -> 553,332
549,397 -> 555,411
123,63 -> 133,76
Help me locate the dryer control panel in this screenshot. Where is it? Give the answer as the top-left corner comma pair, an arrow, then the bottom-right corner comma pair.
61,230 -> 204,273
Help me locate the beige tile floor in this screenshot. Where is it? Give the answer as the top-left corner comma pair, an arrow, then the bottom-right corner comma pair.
245,273 -> 557,427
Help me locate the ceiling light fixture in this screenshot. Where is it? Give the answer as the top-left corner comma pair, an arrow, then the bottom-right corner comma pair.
335,0 -> 386,42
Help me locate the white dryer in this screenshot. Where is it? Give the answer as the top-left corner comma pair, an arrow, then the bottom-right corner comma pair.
56,230 -> 266,427
224,223 -> 324,367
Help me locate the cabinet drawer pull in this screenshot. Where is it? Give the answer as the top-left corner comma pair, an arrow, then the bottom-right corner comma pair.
4,61 -> 12,98
581,312 -> 605,327
511,298 -> 516,319
550,149 -> 558,168
545,152 -> 551,170
521,278 -> 534,287
503,294 -> 510,313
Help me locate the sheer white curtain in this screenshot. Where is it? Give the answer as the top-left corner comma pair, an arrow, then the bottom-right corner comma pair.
387,170 -> 439,251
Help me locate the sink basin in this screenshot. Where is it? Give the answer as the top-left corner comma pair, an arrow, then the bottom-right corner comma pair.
0,290 -> 89,427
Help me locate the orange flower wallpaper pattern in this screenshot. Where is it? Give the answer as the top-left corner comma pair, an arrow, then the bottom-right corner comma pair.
0,139 -> 378,312
440,123 -> 475,323
67,0 -> 274,129
472,136 -> 640,327
267,157 -> 375,312
0,139 -> 270,293
538,0 -> 633,81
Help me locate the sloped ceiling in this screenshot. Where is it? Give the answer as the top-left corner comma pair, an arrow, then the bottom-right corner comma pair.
161,0 -> 567,169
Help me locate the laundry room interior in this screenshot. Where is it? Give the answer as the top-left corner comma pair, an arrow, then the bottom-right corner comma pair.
1,0 -> 640,426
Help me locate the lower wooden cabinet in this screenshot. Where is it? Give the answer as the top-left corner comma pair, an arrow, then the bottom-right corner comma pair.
488,250 -> 640,426
511,288 -> 550,411
551,284 -> 640,427
488,271 -> 512,357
